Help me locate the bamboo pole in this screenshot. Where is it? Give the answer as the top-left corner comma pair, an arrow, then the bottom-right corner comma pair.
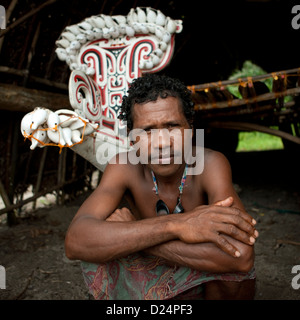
194,86 -> 300,110
189,67 -> 300,91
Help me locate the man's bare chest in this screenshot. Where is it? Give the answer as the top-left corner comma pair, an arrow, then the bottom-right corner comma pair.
126,176 -> 206,219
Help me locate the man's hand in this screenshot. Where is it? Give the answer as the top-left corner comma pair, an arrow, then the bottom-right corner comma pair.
176,196 -> 258,258
106,207 -> 136,222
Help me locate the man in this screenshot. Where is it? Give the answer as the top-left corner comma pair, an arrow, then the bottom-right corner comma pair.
65,74 -> 258,300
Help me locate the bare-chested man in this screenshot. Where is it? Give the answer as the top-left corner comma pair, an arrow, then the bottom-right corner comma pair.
65,74 -> 258,300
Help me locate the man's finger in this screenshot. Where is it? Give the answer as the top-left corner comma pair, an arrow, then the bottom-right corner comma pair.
211,210 -> 257,237
215,205 -> 257,227
215,234 -> 241,258
216,222 -> 256,246
106,207 -> 135,222
214,196 -> 234,207
213,198 -> 257,227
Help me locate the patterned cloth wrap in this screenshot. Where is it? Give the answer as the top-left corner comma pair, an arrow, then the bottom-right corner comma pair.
81,253 -> 256,300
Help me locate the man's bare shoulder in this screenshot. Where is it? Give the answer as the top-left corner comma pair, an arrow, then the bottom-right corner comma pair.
105,150 -> 143,176
202,148 -> 232,174
94,150 -> 144,198
199,148 -> 236,204
203,147 -> 229,162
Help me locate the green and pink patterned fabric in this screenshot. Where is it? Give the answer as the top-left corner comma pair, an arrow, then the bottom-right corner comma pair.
81,253 -> 255,300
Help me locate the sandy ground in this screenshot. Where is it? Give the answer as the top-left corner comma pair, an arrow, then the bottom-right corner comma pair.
0,149 -> 299,300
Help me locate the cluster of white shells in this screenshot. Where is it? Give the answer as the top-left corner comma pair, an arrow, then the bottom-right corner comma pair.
55,7 -> 182,74
21,108 -> 98,150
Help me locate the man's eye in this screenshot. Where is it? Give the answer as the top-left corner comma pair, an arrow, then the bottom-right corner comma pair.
168,123 -> 179,128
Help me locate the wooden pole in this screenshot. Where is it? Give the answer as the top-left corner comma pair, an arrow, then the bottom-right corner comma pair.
109,0 -> 124,14
0,67 -> 68,90
0,179 -> 12,209
18,150 -> 33,206
57,148 -> 67,205
5,117 -> 19,225
0,83 -> 70,112
32,147 -> 48,210
57,150 -> 62,205
16,14 -> 37,71
23,21 -> 41,86
208,121 -> 300,145
71,152 -> 77,180
61,148 -> 67,205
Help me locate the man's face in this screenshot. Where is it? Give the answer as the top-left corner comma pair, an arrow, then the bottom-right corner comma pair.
131,96 -> 192,176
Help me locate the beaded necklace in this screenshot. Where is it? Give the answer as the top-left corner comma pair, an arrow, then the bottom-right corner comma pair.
151,164 -> 188,215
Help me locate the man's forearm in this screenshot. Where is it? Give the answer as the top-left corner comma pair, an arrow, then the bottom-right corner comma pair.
66,200 -> 257,265
145,237 -> 254,273
65,214 -> 179,263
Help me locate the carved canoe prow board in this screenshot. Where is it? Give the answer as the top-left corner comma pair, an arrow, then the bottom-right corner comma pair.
20,7 -> 183,171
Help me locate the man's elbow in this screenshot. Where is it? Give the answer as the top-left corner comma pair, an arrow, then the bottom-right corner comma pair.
64,221 -> 111,264
64,216 -> 96,261
65,230 -> 79,260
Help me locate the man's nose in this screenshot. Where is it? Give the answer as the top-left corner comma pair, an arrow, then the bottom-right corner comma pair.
151,129 -> 172,150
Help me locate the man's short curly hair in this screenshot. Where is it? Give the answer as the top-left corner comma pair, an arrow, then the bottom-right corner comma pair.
118,74 -> 195,130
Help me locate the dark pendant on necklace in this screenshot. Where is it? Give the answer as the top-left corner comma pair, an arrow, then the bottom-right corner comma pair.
156,200 -> 169,215
173,197 -> 184,214
152,164 -> 187,216
155,197 -> 184,216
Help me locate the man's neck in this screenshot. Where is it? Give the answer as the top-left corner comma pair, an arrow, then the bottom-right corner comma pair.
149,162 -> 187,192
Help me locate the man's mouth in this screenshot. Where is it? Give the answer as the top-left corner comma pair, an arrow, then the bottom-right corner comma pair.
150,154 -> 175,164
158,156 -> 174,164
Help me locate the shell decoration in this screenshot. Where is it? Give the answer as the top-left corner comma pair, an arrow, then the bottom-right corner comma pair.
20,107 -> 96,152
55,7 -> 182,73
